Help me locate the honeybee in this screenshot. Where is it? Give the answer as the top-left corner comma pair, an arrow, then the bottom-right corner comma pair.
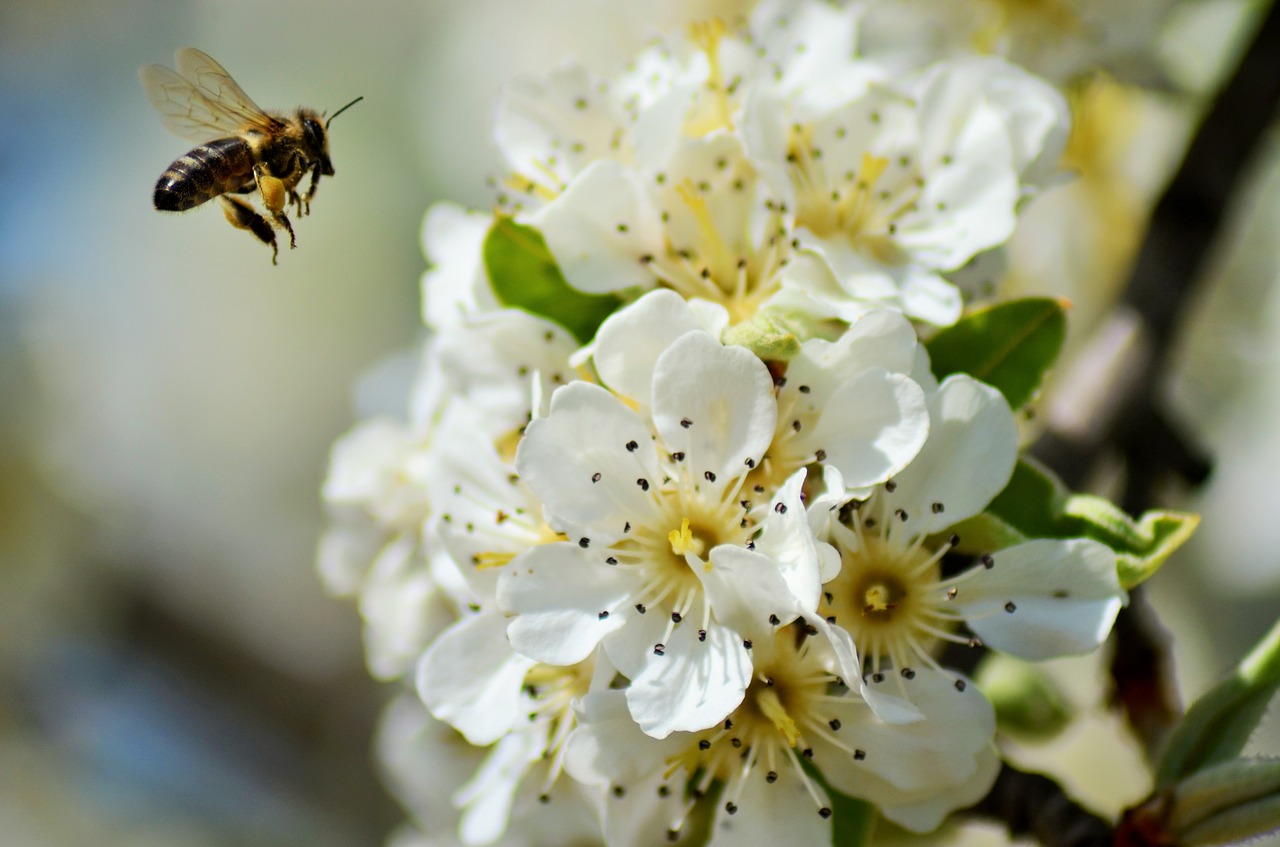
140,47 -> 362,264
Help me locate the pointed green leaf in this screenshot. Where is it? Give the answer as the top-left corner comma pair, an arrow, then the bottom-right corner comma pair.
982,456 -> 1067,539
977,459 -> 1198,589
483,216 -> 622,344
1059,500 -> 1200,589
925,297 -> 1067,409
1172,758 -> 1280,846
1157,620 -> 1280,786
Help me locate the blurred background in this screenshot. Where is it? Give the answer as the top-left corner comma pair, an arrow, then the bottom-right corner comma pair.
0,0 -> 1277,845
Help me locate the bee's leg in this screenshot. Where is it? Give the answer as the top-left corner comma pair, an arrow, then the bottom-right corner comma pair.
221,195 -> 279,265
253,165 -> 297,249
302,162 -> 322,215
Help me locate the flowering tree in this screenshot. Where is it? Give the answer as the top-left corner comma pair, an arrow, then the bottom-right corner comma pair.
320,1 -> 1280,845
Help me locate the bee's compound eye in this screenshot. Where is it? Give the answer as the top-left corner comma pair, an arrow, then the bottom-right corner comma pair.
302,117 -> 326,151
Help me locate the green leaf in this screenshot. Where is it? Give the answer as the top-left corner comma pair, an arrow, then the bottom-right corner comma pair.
982,456 -> 1067,539
1157,619 -> 1280,787
1171,757 -> 1280,844
925,297 -> 1066,409
798,757 -> 876,846
482,216 -> 622,344
1059,499 -> 1200,590
976,458 -> 1199,589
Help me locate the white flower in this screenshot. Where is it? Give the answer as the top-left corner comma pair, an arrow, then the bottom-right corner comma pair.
563,626 -> 998,843
858,0 -> 1180,86
531,132 -> 798,322
500,329 -> 817,737
768,57 -> 1067,324
378,693 -> 603,847
816,374 -> 1127,709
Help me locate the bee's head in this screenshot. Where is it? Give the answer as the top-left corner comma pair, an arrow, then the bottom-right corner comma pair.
298,109 -> 335,176
304,97 -> 362,177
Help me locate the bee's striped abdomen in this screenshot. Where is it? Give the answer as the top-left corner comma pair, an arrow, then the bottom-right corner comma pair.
153,137 -> 256,212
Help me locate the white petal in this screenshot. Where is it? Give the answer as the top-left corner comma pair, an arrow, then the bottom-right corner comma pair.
361,534 -> 439,681
623,621 -> 752,738
516,381 -> 661,544
702,545 -> 807,639
879,744 -> 1001,833
730,468 -> 823,615
592,290 -> 723,409
895,266 -> 964,326
810,369 -> 929,489
834,669 -> 994,792
419,202 -> 495,330
564,690 -> 684,788
792,309 -> 921,383
531,160 -> 661,294
495,62 -> 629,186
651,332 -> 777,487
956,538 -> 1126,660
884,374 -> 1018,535
708,762 -> 832,847
454,726 -> 548,845
415,611 -> 536,745
497,543 -> 633,666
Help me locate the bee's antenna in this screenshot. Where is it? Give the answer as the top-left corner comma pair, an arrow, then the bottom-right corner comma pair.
326,96 -> 364,129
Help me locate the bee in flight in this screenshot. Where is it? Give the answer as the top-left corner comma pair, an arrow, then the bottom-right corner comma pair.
140,47 -> 361,264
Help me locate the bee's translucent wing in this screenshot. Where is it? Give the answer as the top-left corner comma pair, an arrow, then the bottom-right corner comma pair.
139,47 -> 282,143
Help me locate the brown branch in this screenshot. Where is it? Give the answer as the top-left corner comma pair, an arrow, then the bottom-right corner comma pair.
965,764 -> 1113,847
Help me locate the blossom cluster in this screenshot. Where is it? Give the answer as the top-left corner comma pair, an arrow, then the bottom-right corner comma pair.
318,2 -> 1168,845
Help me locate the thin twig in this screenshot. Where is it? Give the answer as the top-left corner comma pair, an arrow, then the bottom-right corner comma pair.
965,764 -> 1113,847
